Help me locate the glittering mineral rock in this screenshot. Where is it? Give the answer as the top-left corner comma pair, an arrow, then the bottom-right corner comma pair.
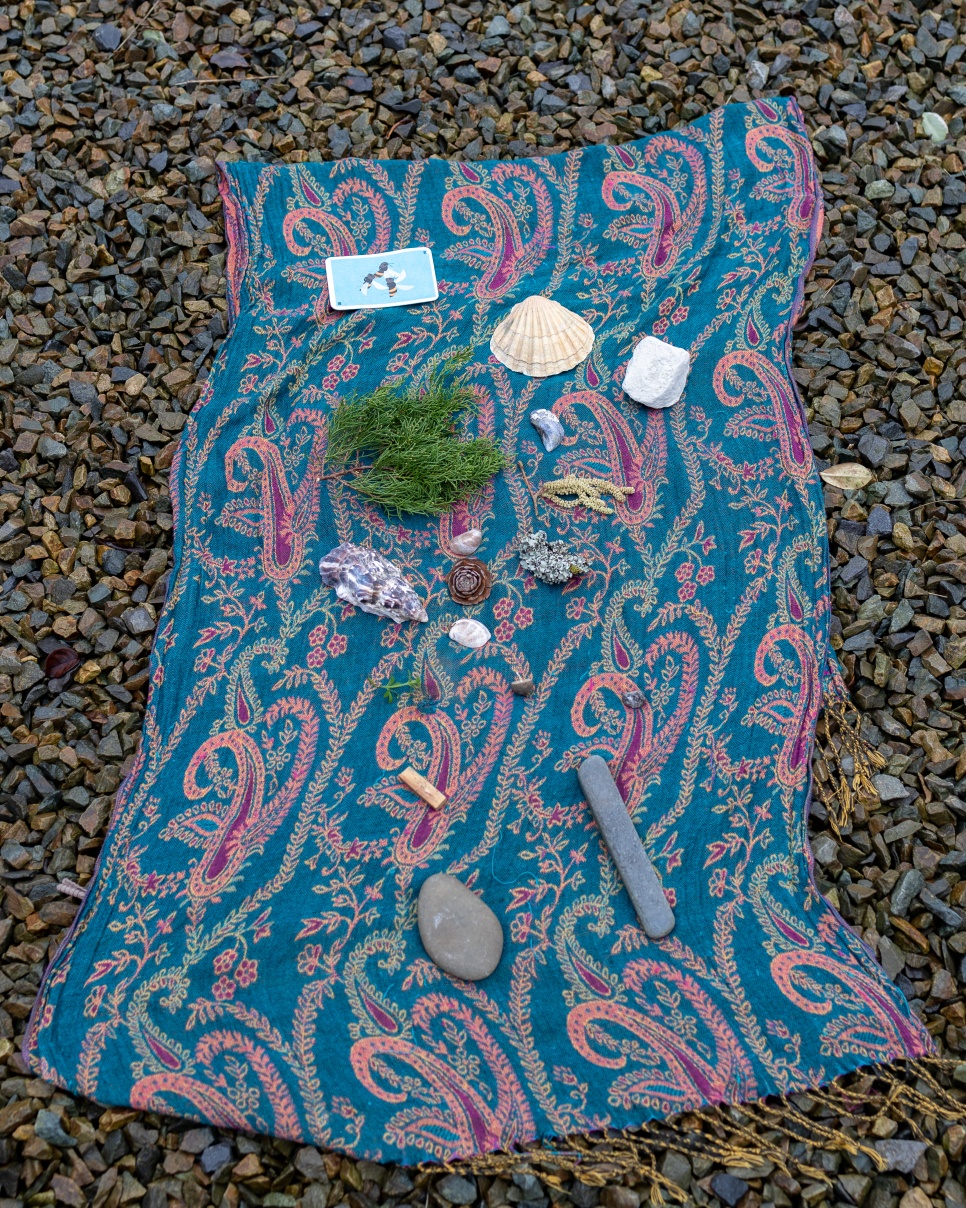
529,408 -> 565,452
515,530 -> 589,585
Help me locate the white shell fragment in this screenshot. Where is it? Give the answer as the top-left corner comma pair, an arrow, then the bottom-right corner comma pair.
922,111 -> 948,144
448,618 -> 491,648
449,528 -> 483,556
622,335 -> 691,410
529,408 -> 565,452
319,542 -> 428,624
819,462 -> 874,491
490,295 -> 594,378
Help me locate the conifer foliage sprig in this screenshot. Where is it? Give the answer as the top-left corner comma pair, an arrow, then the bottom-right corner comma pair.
325,352 -> 506,517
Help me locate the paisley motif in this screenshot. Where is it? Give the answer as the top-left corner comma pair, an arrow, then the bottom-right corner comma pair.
552,390 -> 666,526
745,123 -> 816,232
349,994 -> 534,1160
713,349 -> 811,483
220,410 -> 328,584
570,631 -> 699,811
442,163 -> 554,301
567,960 -> 756,1111
750,625 -> 820,790
162,697 -> 319,902
601,136 -> 708,279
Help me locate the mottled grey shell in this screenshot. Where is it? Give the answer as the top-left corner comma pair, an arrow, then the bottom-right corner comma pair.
529,408 -> 565,452
319,542 -> 428,623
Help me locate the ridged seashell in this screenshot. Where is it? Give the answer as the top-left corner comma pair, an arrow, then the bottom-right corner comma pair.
448,618 -> 491,648
449,528 -> 483,556
490,295 -> 594,378
319,542 -> 428,624
529,408 -> 565,452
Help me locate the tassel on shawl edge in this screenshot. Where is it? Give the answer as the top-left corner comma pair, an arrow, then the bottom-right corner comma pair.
432,1058 -> 964,1194
813,676 -> 887,836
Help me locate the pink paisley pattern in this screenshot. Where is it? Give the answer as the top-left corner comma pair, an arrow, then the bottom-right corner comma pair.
163,697 -> 319,902
552,390 -> 666,525
714,349 -> 811,483
567,960 -> 757,1111
442,163 -> 554,301
220,410 -> 328,583
752,625 -> 821,790
27,101 -> 931,1166
745,122 -> 816,232
350,994 -> 534,1159
601,136 -> 708,278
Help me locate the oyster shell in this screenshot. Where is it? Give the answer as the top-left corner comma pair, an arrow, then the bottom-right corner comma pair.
490,295 -> 594,378
319,542 -> 428,623
449,527 -> 483,556
529,408 -> 565,452
448,618 -> 491,648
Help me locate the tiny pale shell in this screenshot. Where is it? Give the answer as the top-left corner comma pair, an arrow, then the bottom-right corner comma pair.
448,618 -> 491,648
449,528 -> 483,555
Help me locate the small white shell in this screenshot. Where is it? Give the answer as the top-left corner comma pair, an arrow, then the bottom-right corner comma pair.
449,528 -> 483,556
530,408 -> 565,452
490,295 -> 594,378
449,618 -> 491,648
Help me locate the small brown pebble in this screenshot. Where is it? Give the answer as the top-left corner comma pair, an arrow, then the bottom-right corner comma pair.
511,679 -> 535,697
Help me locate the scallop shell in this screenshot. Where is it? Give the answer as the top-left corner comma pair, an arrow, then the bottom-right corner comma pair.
490,295 -> 594,378
448,618 -> 491,648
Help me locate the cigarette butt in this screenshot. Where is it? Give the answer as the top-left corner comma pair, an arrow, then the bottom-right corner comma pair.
398,766 -> 447,810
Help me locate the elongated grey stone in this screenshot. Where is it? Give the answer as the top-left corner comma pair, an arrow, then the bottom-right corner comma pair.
577,755 -> 675,938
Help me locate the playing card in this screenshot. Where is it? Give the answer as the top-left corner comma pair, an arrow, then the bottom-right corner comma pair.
324,246 -> 439,310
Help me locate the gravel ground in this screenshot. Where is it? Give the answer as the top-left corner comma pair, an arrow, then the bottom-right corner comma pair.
1,0 -> 966,1204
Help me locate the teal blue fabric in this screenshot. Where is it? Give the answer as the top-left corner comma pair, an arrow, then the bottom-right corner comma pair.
28,99 -> 932,1165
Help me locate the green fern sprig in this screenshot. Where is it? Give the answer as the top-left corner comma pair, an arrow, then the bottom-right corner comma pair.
325,352 -> 506,517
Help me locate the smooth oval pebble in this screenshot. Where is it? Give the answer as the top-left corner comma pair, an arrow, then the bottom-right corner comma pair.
449,618 -> 491,648
417,873 -> 503,980
449,527 -> 483,556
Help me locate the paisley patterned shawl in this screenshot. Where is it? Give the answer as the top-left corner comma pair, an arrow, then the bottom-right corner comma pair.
25,99 -> 932,1164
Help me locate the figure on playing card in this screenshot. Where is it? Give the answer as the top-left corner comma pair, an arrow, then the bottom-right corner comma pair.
360,261 -> 414,299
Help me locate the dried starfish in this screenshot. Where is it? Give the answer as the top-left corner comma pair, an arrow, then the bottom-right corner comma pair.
538,474 -> 634,516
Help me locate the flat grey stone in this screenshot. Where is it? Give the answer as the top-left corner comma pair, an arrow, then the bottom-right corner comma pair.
890,868 -> 924,917
873,773 -> 908,801
578,755 -> 675,938
436,1174 -> 477,1204
709,1172 -> 749,1207
417,873 -> 503,981
873,1138 -> 926,1173
34,1109 -> 76,1148
877,935 -> 905,981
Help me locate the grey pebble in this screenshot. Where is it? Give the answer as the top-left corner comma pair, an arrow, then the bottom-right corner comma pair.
34,1109 -> 77,1148
890,868 -> 924,917
436,1174 -> 478,1205
417,873 -> 503,981
873,1138 -> 927,1173
578,755 -> 674,938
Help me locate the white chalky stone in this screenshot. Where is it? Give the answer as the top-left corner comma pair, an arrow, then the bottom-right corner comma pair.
622,335 -> 691,409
